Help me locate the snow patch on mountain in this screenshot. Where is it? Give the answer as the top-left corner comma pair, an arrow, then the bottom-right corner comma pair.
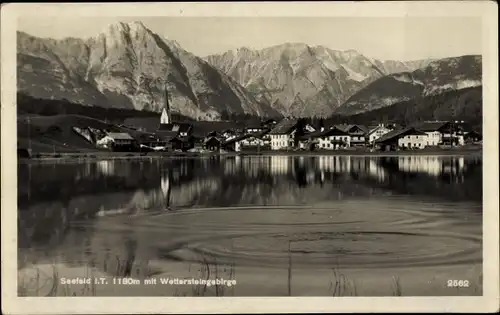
340,64 -> 369,82
424,79 -> 482,95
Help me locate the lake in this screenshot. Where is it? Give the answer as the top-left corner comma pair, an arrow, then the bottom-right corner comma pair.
17,155 -> 483,296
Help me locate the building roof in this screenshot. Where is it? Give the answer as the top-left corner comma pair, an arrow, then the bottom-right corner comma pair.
203,136 -> 221,145
375,127 -> 427,143
133,132 -> 160,142
321,127 -> 349,137
158,122 -> 193,133
106,132 -> 135,140
367,125 -> 389,135
269,119 -> 298,135
414,121 -> 450,132
242,129 -> 270,138
464,130 -> 482,138
154,130 -> 179,141
297,131 -> 322,141
335,124 -> 369,134
222,134 -> 252,146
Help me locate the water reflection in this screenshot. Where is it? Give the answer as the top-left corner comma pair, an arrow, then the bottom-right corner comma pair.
17,155 -> 482,296
18,155 -> 482,246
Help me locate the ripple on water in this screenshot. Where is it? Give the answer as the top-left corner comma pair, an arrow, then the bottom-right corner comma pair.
77,200 -> 481,270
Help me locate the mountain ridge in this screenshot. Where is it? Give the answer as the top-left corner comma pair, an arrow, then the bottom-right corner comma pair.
17,21 -> 481,119
335,54 -> 482,115
17,22 -> 281,121
205,43 -> 442,116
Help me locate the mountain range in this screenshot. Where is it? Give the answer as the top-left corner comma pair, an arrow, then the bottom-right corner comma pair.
205,45 -> 437,116
17,21 -> 280,121
17,21 -> 482,119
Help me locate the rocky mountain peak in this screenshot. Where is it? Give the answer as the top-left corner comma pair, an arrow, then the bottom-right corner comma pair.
17,21 -> 481,119
17,24 -> 281,120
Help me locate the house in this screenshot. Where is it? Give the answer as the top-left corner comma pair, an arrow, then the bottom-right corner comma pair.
367,124 -> 391,144
464,130 -> 482,143
221,129 -> 237,140
262,119 -> 278,129
415,121 -> 465,146
147,130 -> 178,150
296,126 -> 351,151
134,133 -> 163,151
398,130 -> 428,149
221,134 -> 252,152
317,127 -> 351,150
222,130 -> 271,152
269,119 -> 299,150
414,121 -> 448,146
98,132 -> 136,151
240,130 -> 271,148
375,127 -> 428,151
170,136 -> 195,151
244,123 -> 265,134
158,122 -> 193,137
336,124 -> 368,147
203,136 -> 222,152
296,130 -> 323,151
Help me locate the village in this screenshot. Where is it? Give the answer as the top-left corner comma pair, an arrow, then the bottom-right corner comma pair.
94,106 -> 482,154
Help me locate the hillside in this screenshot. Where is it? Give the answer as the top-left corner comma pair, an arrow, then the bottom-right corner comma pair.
336,55 -> 482,115
17,114 -> 121,153
206,44 -> 434,117
333,86 -> 482,130
17,22 -> 280,121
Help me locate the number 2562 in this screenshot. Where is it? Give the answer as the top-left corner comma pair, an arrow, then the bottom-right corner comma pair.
447,280 -> 469,287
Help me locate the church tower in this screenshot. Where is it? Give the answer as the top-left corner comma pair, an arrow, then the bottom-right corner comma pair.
160,83 -> 170,124
160,108 -> 169,124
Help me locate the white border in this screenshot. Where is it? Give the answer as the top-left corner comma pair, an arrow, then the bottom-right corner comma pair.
1,2 -> 498,314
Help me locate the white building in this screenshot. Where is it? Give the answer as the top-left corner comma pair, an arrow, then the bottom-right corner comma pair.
316,127 -> 350,150
398,131 -> 428,149
376,127 -> 429,151
367,124 -> 391,144
97,132 -> 135,149
240,133 -> 269,147
416,121 -> 465,146
269,119 -> 299,150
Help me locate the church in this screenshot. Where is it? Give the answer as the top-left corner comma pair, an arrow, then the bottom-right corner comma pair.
156,85 -> 193,137
158,107 -> 193,137
155,86 -> 195,151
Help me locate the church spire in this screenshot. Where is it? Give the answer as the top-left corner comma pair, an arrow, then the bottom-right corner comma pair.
160,83 -> 170,124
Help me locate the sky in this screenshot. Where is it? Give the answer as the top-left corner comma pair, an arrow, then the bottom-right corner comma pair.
17,16 -> 482,61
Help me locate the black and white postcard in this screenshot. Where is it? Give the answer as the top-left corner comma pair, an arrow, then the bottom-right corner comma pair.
1,1 -> 498,314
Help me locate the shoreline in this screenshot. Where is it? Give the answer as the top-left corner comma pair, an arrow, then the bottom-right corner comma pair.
18,148 -> 482,164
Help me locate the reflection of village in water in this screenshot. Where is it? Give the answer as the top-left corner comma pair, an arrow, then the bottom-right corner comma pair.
17,155 -> 483,296
20,155 -> 480,215
18,155 -> 481,248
